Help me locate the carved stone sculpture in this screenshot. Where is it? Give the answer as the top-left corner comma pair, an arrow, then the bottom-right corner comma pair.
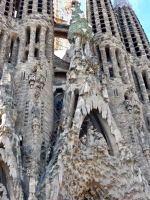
0,184 -> 9,200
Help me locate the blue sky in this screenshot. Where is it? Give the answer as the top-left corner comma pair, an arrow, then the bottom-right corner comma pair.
79,0 -> 150,41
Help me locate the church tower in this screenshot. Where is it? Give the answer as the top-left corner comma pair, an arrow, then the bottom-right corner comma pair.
14,0 -> 54,199
0,0 -> 150,199
114,0 -> 150,59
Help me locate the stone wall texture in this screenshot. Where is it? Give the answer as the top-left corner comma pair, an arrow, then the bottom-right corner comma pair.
0,0 -> 150,199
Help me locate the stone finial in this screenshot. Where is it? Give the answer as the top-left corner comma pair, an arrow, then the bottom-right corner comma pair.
68,4 -> 93,44
114,0 -> 131,9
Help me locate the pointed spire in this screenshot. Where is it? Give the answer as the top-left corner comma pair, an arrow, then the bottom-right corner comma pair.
114,0 -> 131,9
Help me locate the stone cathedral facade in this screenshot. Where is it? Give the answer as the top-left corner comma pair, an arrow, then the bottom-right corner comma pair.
0,0 -> 150,199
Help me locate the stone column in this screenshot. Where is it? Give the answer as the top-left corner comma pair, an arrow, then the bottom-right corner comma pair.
39,26 -> 47,57
0,0 -> 6,13
136,70 -> 149,102
22,0 -> 29,18
68,91 -> 76,128
8,0 -> 14,18
45,29 -> 54,62
32,0 -> 38,14
42,0 -> 47,15
0,32 -> 9,64
11,39 -> 19,66
28,26 -> 36,58
18,29 -> 26,63
146,69 -> 150,90
100,48 -> 109,76
109,47 -> 119,77
118,50 -> 129,84
5,36 -> 12,62
125,58 -> 135,87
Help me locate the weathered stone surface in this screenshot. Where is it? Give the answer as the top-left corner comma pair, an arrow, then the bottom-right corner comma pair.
0,0 -> 149,199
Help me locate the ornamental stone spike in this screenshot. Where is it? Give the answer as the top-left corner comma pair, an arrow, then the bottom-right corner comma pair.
114,0 -> 131,9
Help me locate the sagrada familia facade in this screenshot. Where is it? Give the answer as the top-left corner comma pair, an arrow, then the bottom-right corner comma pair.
0,0 -> 150,199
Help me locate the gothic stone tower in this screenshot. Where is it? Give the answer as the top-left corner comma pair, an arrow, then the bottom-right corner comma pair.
0,0 -> 54,199
0,0 -> 150,199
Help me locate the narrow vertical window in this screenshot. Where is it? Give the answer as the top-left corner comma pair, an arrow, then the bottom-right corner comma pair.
26,27 -> 30,46
142,70 -> 148,89
28,1 -> 33,14
35,26 -> 41,43
47,0 -> 51,15
105,46 -> 111,62
109,68 -> 114,77
38,0 -> 42,13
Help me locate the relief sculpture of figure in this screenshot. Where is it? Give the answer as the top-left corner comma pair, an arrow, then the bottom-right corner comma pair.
78,135 -> 87,151
0,184 -> 9,200
94,131 -> 109,155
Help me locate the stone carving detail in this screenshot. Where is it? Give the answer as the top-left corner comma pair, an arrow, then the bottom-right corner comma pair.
35,5 -> 150,199
0,0 -> 149,198
124,99 -> 132,113
0,184 -> 9,200
28,64 -> 46,103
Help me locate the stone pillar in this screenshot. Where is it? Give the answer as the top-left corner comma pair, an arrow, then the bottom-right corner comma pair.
100,48 -> 109,76
45,28 -> 54,62
5,36 -> 12,62
22,0 -> 29,18
109,47 -> 119,77
118,50 -> 129,84
0,32 -> 9,65
146,69 -> 150,90
0,0 -> 6,13
136,70 -> 149,102
18,29 -> 26,63
68,91 -> 76,128
8,0 -> 14,18
42,0 -> 47,15
32,0 -> 38,14
11,39 -> 19,66
39,26 -> 47,57
29,26 -> 36,58
125,58 -> 135,87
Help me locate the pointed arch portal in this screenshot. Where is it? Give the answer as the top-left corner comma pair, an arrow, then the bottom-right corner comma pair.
79,109 -> 118,156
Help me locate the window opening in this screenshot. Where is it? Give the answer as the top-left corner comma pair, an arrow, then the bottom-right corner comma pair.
96,46 -> 102,63
25,51 -> 29,61
26,27 -> 30,46
142,71 -> 148,89
28,1 -> 33,14
109,68 -> 114,77
38,0 -> 42,13
34,48 -> 39,58
105,46 -> 111,62
4,0 -> 10,16
35,26 -> 41,43
47,0 -> 51,14
18,0 -> 24,19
